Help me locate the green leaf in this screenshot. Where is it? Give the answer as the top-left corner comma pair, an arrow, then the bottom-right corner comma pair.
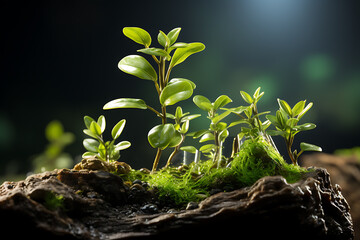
112,119 -> 126,140
286,118 -> 299,128
181,114 -> 201,122
293,123 -> 316,132
266,115 -> 281,129
180,146 -> 197,154
213,95 -> 232,110
297,102 -> 313,120
193,95 -> 212,112
199,132 -> 215,143
199,144 -> 216,153
83,138 -> 99,152
103,98 -> 147,110
90,121 -> 102,136
277,99 -> 292,117
83,129 -> 98,139
84,116 -> 95,129
300,142 -> 322,152
168,131 -> 182,148
190,129 -> 211,139
221,106 -> 247,115
179,120 -> 190,134
159,81 -> 193,106
45,120 -> 64,141
137,48 -> 171,59
267,130 -> 285,137
115,141 -> 131,151
168,78 -> 196,89
168,42 -> 189,53
170,42 -> 205,68
175,106 -> 183,120
292,101 -> 305,117
82,152 -> 98,159
228,119 -> 248,128
97,115 -> 106,134
123,27 -> 151,47
158,30 -> 170,48
276,110 -> 288,129
118,55 -> 157,81
218,129 -> 229,142
147,124 -> 175,149
211,111 -> 231,124
240,91 -> 253,104
167,27 -> 181,45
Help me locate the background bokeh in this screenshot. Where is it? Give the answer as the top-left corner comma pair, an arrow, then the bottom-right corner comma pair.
1,0 -> 360,177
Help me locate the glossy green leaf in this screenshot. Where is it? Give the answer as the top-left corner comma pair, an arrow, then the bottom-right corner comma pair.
168,78 -> 196,89
190,129 -> 211,139
83,129 -> 98,139
160,81 -> 193,106
168,42 -> 189,53
293,123 -> 316,132
148,124 -> 175,149
118,55 -> 157,81
266,115 -> 281,129
286,118 -> 299,128
82,152 -> 98,159
180,146 -> 197,154
221,106 -> 247,115
181,114 -> 201,122
168,131 -> 182,148
213,95 -> 232,110
137,48 -> 171,59
97,115 -> 106,134
211,111 -> 231,124
175,106 -> 183,120
112,119 -> 126,140
103,98 -> 147,110
228,119 -> 248,128
240,91 -> 253,104
90,121 -> 102,136
267,130 -> 285,136
83,138 -> 99,152
300,142 -> 322,152
115,141 -> 131,151
179,120 -> 190,134
297,102 -> 313,120
278,99 -> 292,117
276,110 -> 287,129
193,95 -> 212,112
210,122 -> 227,131
158,30 -> 170,48
292,101 -> 305,117
84,116 -> 95,129
170,42 -> 205,68
167,27 -> 181,45
200,144 -> 216,153
199,132 -> 215,143
123,27 -> 151,47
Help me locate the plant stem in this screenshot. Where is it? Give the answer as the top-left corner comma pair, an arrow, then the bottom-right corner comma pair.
165,135 -> 185,168
285,138 -> 297,166
152,148 -> 162,173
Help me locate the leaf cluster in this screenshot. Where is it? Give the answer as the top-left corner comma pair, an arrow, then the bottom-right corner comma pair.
82,115 -> 131,162
266,99 -> 322,165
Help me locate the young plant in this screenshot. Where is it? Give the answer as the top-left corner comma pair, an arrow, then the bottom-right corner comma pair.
188,95 -> 233,167
103,27 -> 205,172
222,87 -> 275,155
165,106 -> 201,167
82,115 -> 131,162
266,99 -> 322,165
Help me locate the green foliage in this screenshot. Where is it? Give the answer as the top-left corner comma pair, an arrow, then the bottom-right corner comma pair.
82,115 -> 131,162
188,95 -> 233,167
266,99 -> 322,165
103,27 -> 205,172
33,120 -> 75,173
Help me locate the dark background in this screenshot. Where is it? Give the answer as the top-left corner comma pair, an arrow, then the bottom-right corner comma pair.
1,0 -> 360,175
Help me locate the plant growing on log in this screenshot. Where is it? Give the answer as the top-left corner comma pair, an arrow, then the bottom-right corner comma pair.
266,99 -> 322,165
82,115 -> 131,162
103,27 -> 205,172
186,95 -> 233,168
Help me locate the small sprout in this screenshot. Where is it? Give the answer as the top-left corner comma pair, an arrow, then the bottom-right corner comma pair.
82,115 -> 131,162
266,99 -> 322,165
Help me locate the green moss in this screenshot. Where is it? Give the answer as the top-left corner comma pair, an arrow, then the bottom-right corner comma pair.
121,137 -> 309,206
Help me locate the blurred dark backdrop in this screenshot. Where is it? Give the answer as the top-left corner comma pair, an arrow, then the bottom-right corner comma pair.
1,0 -> 360,175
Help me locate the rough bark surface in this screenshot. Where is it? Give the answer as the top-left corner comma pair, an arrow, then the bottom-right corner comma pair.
0,167 -> 354,240
301,153 -> 360,238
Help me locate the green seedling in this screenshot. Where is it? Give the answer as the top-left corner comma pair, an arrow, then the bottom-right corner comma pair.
82,115 -> 131,162
103,27 -> 205,172
165,106 -> 201,167
266,99 -> 322,165
186,95 -> 233,167
222,87 -> 275,156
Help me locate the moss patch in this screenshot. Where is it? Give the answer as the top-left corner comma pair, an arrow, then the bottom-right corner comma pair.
122,137 -> 309,206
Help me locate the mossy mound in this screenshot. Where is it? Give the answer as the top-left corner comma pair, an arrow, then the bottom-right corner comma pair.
123,137 -> 310,206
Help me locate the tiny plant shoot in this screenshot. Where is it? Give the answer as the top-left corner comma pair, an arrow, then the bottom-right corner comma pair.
266,99 -> 322,165
103,27 -> 205,172
82,115 -> 131,162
